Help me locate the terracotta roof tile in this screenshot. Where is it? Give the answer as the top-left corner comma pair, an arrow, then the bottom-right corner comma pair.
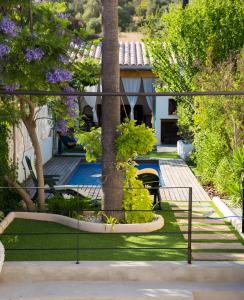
75,41 -> 151,69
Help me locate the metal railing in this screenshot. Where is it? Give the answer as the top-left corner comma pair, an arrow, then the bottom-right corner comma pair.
0,186 -> 193,264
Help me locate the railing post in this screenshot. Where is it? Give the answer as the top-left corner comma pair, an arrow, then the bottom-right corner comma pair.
187,187 -> 192,264
76,198 -> 80,264
241,173 -> 244,234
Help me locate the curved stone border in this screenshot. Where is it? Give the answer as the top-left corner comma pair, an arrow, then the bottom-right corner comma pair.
0,212 -> 164,234
0,211 -> 162,274
0,240 -> 4,273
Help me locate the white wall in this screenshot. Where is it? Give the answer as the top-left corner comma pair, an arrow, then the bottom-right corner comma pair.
155,96 -> 178,145
9,106 -> 53,183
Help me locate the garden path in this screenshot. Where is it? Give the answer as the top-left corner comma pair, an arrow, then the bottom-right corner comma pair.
159,158 -> 244,261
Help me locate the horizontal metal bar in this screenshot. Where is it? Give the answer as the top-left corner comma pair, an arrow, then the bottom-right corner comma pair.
0,186 -> 192,190
5,247 -> 188,251
1,231 -> 187,236
0,90 -> 244,97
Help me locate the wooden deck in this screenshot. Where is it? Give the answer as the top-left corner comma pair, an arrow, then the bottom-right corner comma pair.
27,157 -> 210,202
26,156 -> 82,195
43,156 -> 82,184
159,159 -> 210,202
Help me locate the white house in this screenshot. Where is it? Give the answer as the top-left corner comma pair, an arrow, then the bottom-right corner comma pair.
9,105 -> 53,182
79,41 -> 178,145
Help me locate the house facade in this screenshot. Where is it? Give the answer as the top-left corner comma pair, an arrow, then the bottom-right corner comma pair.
80,41 -> 178,145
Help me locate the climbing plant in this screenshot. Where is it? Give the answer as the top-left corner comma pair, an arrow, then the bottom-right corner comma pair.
76,119 -> 157,223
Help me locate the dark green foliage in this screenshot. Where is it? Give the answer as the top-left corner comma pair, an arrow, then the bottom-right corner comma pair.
65,0 -> 175,33
193,55 -> 244,205
145,0 -> 244,138
47,194 -> 96,216
0,123 -> 21,213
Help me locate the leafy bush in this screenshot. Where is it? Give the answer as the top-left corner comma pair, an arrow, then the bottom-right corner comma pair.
213,156 -> 234,194
76,119 -> 157,223
0,123 -> 21,213
116,120 -> 157,161
213,146 -> 244,205
76,127 -> 102,162
47,194 -> 95,216
123,165 -> 154,224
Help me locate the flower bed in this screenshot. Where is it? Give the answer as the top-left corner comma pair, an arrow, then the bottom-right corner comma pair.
0,212 -> 164,234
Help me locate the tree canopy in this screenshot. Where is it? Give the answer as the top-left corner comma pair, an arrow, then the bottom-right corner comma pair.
145,0 -> 244,205
0,0 -> 98,208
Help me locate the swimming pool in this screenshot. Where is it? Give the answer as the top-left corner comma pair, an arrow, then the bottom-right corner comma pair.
67,161 -> 164,186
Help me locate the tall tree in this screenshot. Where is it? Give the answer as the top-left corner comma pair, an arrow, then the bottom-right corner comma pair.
0,1 -> 95,209
101,0 -> 123,219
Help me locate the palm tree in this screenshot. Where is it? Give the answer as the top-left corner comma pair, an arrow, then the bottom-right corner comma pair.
101,0 -> 124,220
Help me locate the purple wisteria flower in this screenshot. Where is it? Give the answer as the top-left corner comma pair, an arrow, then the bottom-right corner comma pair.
63,86 -> 78,117
56,120 -> 68,133
63,86 -> 77,102
0,44 -> 10,58
70,37 -> 84,48
46,69 -> 72,83
0,16 -> 18,37
59,54 -> 69,65
25,48 -> 44,62
58,12 -> 66,19
4,83 -> 20,92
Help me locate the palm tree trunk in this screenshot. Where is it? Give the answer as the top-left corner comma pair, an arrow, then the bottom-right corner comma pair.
101,0 -> 124,220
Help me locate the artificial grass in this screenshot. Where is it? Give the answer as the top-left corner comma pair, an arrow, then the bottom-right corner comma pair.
1,203 -> 187,261
139,151 -> 179,159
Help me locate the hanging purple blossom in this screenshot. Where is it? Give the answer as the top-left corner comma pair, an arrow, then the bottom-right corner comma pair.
59,54 -> 69,65
0,16 -> 18,37
4,83 -> 20,92
70,37 -> 84,48
25,48 -> 44,62
58,12 -> 66,19
0,44 -> 10,58
63,86 -> 78,117
46,69 -> 72,83
56,120 -> 68,133
63,86 -> 77,102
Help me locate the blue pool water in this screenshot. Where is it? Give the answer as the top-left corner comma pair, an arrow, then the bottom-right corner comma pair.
67,162 -> 164,186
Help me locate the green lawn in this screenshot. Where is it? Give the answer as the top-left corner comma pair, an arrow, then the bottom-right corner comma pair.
1,203 -> 187,261
139,151 -> 179,159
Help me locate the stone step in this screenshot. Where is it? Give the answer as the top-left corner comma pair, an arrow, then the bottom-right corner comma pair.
0,281 -> 194,300
168,201 -> 211,205
193,252 -> 244,261
177,219 -> 227,225
192,243 -> 244,250
174,212 -> 219,218
183,233 -> 237,240
179,225 -> 230,232
1,280 -> 244,300
2,262 -> 244,284
171,207 -> 212,212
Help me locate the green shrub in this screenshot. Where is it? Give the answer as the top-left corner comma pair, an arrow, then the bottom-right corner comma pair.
123,165 -> 154,224
0,189 -> 22,214
213,156 -> 234,194
116,120 -> 157,161
47,194 -> 95,216
213,146 -> 244,205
